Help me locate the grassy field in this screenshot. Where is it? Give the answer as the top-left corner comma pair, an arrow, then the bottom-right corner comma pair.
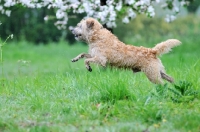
0,37 -> 200,132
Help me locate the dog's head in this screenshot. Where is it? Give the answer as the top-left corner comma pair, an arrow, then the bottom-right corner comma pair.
71,18 -> 103,42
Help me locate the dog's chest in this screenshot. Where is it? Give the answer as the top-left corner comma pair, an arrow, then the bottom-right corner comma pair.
88,47 -> 99,57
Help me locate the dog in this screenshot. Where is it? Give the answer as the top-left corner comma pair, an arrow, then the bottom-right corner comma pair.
71,18 -> 181,84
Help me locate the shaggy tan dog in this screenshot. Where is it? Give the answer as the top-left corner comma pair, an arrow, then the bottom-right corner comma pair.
71,18 -> 181,84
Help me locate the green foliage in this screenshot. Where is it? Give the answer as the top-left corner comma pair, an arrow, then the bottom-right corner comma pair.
0,33 -> 13,86
89,70 -> 135,104
152,81 -> 199,103
187,0 -> 200,13
0,7 -> 61,44
172,81 -> 199,102
0,7 -> 85,44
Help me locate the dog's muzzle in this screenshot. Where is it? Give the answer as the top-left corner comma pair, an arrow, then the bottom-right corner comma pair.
71,29 -> 81,38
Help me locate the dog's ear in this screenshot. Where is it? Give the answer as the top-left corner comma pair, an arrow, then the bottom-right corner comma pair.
86,20 -> 94,29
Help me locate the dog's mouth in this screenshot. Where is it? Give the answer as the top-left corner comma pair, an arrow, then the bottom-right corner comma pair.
74,34 -> 82,38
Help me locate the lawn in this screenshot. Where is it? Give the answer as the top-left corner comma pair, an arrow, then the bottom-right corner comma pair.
0,38 -> 200,132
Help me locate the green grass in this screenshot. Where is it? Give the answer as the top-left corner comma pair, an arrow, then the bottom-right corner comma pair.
0,39 -> 200,132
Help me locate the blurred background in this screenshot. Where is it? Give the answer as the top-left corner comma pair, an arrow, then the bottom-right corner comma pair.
0,1 -> 200,46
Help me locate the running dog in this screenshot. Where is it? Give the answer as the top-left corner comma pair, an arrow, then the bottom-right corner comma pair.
71,18 -> 181,84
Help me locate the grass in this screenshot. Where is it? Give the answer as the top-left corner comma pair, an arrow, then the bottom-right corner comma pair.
0,38 -> 200,132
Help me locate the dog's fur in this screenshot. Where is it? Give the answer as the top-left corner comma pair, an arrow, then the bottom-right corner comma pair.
71,18 -> 181,84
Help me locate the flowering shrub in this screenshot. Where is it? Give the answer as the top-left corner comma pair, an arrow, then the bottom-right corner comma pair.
0,0 -> 192,29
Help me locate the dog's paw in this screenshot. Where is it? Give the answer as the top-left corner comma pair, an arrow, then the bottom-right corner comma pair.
87,66 -> 92,72
71,59 -> 78,62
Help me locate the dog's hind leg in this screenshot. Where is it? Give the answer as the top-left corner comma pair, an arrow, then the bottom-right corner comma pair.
160,71 -> 174,83
71,53 -> 92,62
142,65 -> 163,84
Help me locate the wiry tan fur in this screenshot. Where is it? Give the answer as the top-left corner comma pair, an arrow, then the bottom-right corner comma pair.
71,18 -> 181,84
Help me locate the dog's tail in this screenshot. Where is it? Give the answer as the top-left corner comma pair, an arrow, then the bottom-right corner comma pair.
152,39 -> 181,56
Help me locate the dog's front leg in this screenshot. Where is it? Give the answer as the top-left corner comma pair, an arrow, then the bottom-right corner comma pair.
84,56 -> 106,72
71,53 -> 92,62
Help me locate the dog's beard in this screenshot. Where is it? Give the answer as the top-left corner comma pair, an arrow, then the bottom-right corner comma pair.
74,34 -> 84,41
72,31 -> 82,41
74,34 -> 80,40
71,29 -> 85,41
73,30 -> 88,42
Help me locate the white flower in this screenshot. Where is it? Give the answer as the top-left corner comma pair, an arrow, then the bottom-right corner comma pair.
180,1 -> 190,6
10,34 -> 14,39
135,1 -> 145,7
94,0 -> 100,5
4,0 -> 15,7
147,6 -> 155,17
69,26 -> 74,31
97,12 -> 106,22
155,0 -> 160,3
0,0 -> 192,29
122,17 -> 129,24
115,1 -> 122,11
60,5 -> 68,11
147,6 -> 154,12
106,0 -> 114,5
128,8 -> 136,18
5,10 -> 11,16
125,0 -> 135,5
106,21 -> 116,28
70,3 -> 79,9
173,6 -> 179,13
47,4 -> 52,9
83,3 -> 91,12
165,14 -> 176,23
56,9 -> 65,19
0,5 -> 3,10
44,16 -> 48,21
36,3 -> 42,8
